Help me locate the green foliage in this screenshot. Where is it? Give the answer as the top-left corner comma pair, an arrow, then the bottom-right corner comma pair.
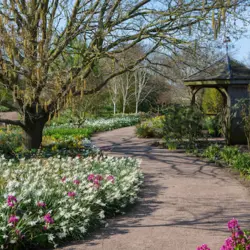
136,116 -> 164,138
44,127 -> 94,139
219,146 -> 240,165
203,116 -> 221,137
0,130 -> 22,155
201,144 -> 250,176
0,106 -> 10,112
202,144 -> 221,161
0,116 -> 140,159
163,105 -> 205,148
202,88 -> 224,114
233,153 -> 250,175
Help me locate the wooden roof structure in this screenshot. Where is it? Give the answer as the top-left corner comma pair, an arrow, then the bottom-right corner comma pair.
184,56 -> 250,86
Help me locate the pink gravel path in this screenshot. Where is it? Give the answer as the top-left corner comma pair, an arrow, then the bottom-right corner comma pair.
59,126 -> 250,250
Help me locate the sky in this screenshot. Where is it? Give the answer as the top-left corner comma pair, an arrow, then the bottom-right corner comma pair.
233,36 -> 250,62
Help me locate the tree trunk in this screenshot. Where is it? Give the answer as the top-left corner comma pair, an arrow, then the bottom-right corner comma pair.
122,101 -> 126,115
113,102 -> 116,115
135,102 -> 138,114
22,118 -> 47,150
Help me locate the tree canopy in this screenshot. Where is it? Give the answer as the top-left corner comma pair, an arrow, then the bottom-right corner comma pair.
0,0 -> 248,149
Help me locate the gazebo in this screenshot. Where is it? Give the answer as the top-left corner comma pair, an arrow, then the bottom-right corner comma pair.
184,55 -> 250,145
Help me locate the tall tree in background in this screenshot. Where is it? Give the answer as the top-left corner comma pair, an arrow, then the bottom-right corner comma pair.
0,0 -> 248,149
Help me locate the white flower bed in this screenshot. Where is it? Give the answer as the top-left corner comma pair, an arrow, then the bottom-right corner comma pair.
49,115 -> 140,130
0,156 -> 142,248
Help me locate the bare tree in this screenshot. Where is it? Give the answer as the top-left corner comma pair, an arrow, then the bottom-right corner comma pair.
108,79 -> 119,115
134,69 -> 151,113
0,0 -> 247,149
120,72 -> 134,115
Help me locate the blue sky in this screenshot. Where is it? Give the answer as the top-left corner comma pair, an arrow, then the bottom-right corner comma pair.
233,36 -> 250,62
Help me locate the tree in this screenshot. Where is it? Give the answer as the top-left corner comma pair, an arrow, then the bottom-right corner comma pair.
0,0 -> 247,149
134,69 -> 151,113
202,88 -> 224,114
108,78 -> 119,115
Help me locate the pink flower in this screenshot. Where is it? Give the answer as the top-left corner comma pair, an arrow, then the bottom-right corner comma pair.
68,191 -> 76,197
107,175 -> 115,183
197,244 -> 210,250
87,174 -> 95,181
61,176 -> 66,182
93,179 -> 100,188
43,213 -> 54,224
220,237 -> 235,250
73,179 -> 80,185
7,195 -> 17,207
8,215 -> 19,225
37,201 -> 46,207
96,174 -> 103,181
228,218 -> 240,230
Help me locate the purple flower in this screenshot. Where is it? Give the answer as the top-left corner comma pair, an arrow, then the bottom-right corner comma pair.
235,230 -> 244,238
73,179 -> 80,185
7,195 -> 17,207
246,244 -> 250,250
37,201 -> 46,207
93,179 -> 100,188
87,174 -> 95,181
106,175 -> 115,183
227,218 -> 240,230
197,244 -> 210,250
96,174 -> 103,181
61,176 -> 66,182
8,215 -> 19,225
220,237 -> 235,250
68,191 -> 76,197
44,213 -> 54,224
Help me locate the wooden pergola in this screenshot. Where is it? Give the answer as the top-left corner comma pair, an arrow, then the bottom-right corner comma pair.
184,56 -> 250,145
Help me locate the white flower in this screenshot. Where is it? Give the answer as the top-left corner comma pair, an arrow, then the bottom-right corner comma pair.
48,234 -> 55,242
57,232 -> 66,239
79,226 -> 86,233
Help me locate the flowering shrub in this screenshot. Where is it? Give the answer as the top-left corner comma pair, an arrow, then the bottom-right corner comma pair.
197,219 -> 250,250
0,156 -> 143,248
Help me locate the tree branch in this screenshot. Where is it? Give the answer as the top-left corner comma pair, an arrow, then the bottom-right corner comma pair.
0,118 -> 25,128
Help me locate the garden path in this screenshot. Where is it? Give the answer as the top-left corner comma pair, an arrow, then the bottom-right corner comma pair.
60,126 -> 250,250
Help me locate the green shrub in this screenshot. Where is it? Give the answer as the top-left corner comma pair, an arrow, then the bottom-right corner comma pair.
219,146 -> 240,165
233,153 -> 250,174
136,116 -> 164,138
203,116 -> 221,137
163,105 -> 205,149
202,144 -> 221,161
44,127 -> 94,139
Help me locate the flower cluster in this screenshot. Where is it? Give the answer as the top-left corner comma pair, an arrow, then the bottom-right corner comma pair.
50,115 -> 141,130
0,155 -> 142,249
7,195 -> 17,207
197,219 -> 250,250
197,244 -> 210,250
